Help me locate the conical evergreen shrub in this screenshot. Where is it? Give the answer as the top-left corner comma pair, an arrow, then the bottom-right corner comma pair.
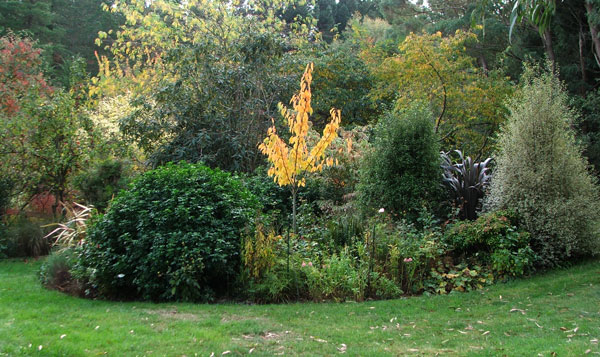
488,63 -> 600,267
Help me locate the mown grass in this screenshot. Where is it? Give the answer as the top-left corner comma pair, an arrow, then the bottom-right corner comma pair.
0,259 -> 599,356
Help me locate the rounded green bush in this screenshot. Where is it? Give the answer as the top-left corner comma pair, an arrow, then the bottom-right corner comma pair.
75,162 -> 259,302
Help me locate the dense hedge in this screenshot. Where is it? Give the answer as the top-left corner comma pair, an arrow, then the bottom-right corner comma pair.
75,162 -> 259,302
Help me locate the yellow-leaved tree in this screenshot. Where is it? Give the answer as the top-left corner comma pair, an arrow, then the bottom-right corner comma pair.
259,63 -> 341,233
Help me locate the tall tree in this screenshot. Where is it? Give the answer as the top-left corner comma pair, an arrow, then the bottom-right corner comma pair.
0,35 -> 92,215
370,30 -> 513,157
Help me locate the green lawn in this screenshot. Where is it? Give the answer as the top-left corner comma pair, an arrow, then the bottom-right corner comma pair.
0,259 -> 599,356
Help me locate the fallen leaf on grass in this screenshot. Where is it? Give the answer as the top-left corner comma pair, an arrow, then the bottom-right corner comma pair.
591,338 -> 598,344
560,327 -> 568,331
38,345 -> 42,351
535,322 -> 543,329
586,349 -> 591,354
458,330 -> 468,334
407,348 -> 419,352
442,340 -> 449,344
510,308 -> 526,315
60,334 -> 66,339
482,331 -> 490,336
263,332 -> 279,339
337,344 -> 347,353
221,351 -> 231,355
310,336 -> 328,343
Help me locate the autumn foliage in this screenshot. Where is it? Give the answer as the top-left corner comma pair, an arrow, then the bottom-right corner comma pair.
259,63 -> 341,232
0,35 -> 53,115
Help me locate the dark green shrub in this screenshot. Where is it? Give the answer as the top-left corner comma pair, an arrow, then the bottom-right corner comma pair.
75,162 -> 259,302
0,222 -> 7,259
444,210 -> 536,277
358,103 -> 443,222
572,89 -> 600,176
0,176 -> 13,217
371,210 -> 447,294
239,166 -> 291,229
326,213 -> 365,250
0,177 -> 13,258
74,159 -> 130,212
488,64 -> 600,267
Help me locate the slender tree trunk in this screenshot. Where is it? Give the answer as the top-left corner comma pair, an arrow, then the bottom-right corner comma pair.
585,1 -> 600,67
579,26 -> 589,93
541,28 -> 556,72
292,189 -> 297,235
478,54 -> 489,75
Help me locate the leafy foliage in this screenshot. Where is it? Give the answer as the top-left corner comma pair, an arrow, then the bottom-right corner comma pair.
358,103 -> 443,222
2,216 -> 51,258
441,150 -> 492,220
369,30 -> 512,157
0,35 -> 93,216
310,41 -> 380,126
425,263 -> 493,294
572,89 -> 600,176
0,177 -> 13,217
120,32 -> 301,171
487,63 -> 600,267
74,160 -> 130,212
0,35 -> 52,116
444,210 -> 536,277
75,162 -> 259,302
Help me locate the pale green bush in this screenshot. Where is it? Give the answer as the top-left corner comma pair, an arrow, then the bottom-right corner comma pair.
487,63 -> 600,267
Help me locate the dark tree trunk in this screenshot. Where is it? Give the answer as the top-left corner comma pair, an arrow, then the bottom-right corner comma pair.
579,26 -> 589,93
585,1 -> 600,67
542,28 -> 556,71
